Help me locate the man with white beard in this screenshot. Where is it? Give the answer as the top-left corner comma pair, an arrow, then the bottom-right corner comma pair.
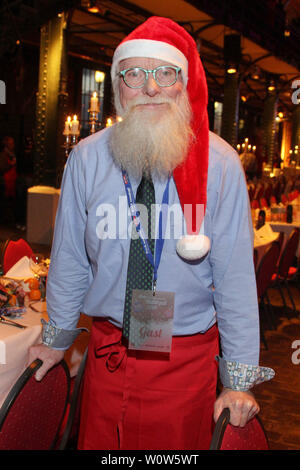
28,17 -> 274,450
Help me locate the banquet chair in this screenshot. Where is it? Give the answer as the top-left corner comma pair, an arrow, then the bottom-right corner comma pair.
251,199 -> 259,210
277,231 -> 285,253
271,228 -> 300,315
263,183 -> 273,205
0,238 -> 9,274
255,241 -> 281,348
2,238 -> 33,274
260,197 -> 268,209
253,248 -> 258,271
254,182 -> 264,202
288,190 -> 299,202
58,347 -> 88,450
248,184 -> 255,202
209,408 -> 269,450
0,358 -> 70,450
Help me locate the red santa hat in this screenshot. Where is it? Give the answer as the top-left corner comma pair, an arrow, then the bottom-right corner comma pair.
111,16 -> 210,260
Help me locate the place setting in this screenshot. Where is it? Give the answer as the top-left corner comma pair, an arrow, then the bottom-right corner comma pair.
0,253 -> 50,329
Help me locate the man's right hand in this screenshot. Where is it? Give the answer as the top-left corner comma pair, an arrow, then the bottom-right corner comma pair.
28,344 -> 65,381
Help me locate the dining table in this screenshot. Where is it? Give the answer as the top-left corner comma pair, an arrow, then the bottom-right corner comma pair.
269,221 -> 300,257
253,223 -> 280,267
0,300 -> 91,408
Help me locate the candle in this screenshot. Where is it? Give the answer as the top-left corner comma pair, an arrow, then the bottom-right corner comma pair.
71,115 -> 79,134
90,92 -> 99,112
106,118 -> 113,127
64,116 -> 71,135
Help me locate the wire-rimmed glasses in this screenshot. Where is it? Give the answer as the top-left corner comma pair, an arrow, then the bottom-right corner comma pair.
119,65 -> 181,89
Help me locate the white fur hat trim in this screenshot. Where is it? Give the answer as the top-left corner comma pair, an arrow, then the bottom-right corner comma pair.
176,234 -> 210,260
111,39 -> 188,86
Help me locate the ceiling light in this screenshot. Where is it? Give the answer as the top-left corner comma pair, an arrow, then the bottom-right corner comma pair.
252,67 -> 260,80
267,79 -> 276,92
227,66 -> 237,74
82,0 -> 101,13
88,6 -> 100,13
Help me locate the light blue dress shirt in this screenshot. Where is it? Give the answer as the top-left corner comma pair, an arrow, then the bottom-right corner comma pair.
43,127 -> 274,390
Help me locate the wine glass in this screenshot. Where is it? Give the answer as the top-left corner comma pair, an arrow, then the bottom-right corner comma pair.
29,253 -> 48,301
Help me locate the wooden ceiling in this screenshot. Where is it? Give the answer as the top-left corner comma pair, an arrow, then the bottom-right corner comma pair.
1,0 -> 300,117
66,0 -> 300,116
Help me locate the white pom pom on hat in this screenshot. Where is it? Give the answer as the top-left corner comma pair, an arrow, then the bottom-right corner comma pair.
176,234 -> 210,261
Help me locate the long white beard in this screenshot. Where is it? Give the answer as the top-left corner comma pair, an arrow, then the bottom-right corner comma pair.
109,89 -> 194,180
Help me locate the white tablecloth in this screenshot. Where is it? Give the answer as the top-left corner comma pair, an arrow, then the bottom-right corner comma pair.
0,304 -> 47,406
254,224 -> 280,266
270,221 -> 300,256
0,302 -> 91,407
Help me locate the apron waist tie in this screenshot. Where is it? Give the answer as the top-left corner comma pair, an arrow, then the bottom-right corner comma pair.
94,337 -> 126,372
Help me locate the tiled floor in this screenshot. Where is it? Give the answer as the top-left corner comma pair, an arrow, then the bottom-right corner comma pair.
1,222 -> 300,450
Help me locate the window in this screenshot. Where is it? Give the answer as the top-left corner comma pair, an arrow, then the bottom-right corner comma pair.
213,101 -> 223,136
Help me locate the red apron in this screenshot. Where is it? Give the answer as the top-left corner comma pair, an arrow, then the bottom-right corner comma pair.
78,319 -> 219,450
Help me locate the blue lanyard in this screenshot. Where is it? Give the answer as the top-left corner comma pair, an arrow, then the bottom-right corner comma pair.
122,170 -> 170,293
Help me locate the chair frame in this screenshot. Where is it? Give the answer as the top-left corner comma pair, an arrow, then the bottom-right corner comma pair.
0,238 -> 10,274
209,407 -> 269,450
255,241 -> 281,349
209,407 -> 230,450
58,348 -> 88,450
272,228 -> 299,316
2,237 -> 33,274
0,358 -> 70,450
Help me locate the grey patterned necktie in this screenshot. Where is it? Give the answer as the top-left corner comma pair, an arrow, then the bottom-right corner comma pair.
123,175 -> 155,340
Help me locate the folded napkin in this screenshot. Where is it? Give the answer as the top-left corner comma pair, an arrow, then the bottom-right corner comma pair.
254,223 -> 278,243
255,223 -> 276,238
5,256 -> 33,280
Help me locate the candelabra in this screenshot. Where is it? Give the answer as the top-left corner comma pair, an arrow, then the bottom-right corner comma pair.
63,115 -> 80,159
89,91 -> 100,134
289,146 -> 299,167
89,110 -> 99,134
236,138 -> 256,155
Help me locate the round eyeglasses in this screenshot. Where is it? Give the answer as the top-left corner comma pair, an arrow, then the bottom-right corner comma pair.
119,65 -> 181,89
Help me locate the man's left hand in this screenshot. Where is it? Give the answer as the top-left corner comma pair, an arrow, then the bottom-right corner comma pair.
213,388 -> 260,427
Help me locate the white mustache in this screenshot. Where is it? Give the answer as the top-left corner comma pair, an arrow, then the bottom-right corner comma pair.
126,96 -> 173,111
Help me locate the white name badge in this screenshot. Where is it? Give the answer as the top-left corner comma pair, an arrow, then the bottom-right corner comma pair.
128,289 -> 175,353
